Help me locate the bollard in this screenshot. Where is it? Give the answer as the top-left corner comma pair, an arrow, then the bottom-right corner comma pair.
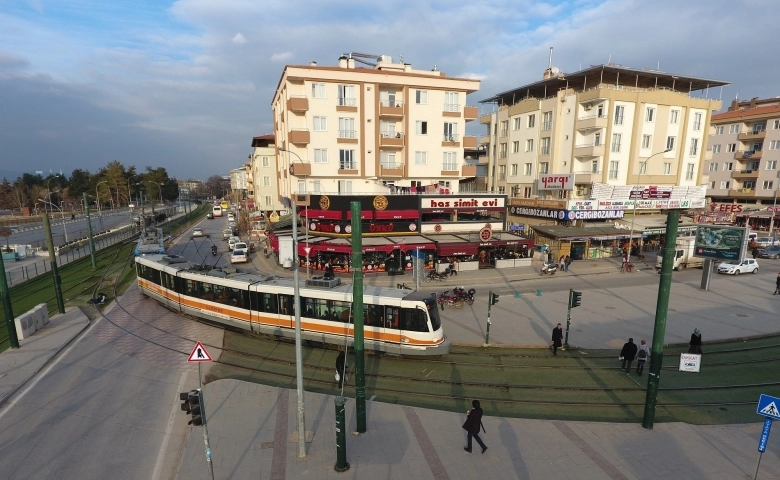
515,290 -> 521,298
536,289 -> 542,296
334,396 -> 350,472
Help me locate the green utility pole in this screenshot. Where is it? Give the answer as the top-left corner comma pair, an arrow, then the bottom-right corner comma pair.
642,210 -> 679,429
83,193 -> 97,269
0,253 -> 20,348
42,213 -> 65,314
564,289 -> 581,348
350,201 -> 366,433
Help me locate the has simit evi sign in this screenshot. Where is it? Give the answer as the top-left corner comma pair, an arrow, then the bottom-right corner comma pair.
538,174 -> 574,191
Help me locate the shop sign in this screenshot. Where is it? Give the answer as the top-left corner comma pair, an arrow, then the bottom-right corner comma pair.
423,196 -> 505,209
511,207 -> 565,219
308,220 -> 418,234
510,198 -> 567,209
592,183 -> 707,200
508,223 -> 525,231
598,200 -> 634,210
710,203 -> 744,213
538,174 -> 574,191
570,199 -> 699,211
479,226 -> 492,241
564,210 -> 626,220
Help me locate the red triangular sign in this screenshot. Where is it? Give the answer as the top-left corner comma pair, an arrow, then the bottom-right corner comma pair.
187,342 -> 213,362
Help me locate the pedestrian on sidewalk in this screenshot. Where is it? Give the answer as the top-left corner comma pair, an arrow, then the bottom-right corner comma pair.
335,351 -> 348,388
635,340 -> 650,375
551,323 -> 563,356
564,255 -> 571,272
620,338 -> 638,374
462,399 -> 487,454
774,272 -> 780,295
688,328 -> 702,354
559,255 -> 565,271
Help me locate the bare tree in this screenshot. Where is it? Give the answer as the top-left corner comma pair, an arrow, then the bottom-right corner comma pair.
0,226 -> 11,252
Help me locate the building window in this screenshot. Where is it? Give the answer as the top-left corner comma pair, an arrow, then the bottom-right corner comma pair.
313,116 -> 327,131
727,143 -> 737,153
338,180 -> 352,194
539,162 -> 549,174
744,181 -> 756,190
693,112 -> 702,131
542,111 -> 552,130
594,132 -> 601,146
663,163 -> 672,175
380,151 -> 398,169
591,160 -> 599,173
645,107 -> 655,122
611,133 -> 622,153
767,160 -> 777,170
265,196 -> 272,205
752,122 -> 767,134
500,121 -> 508,137
415,151 -> 427,165
298,181 -> 306,193
708,163 -> 718,172
716,126 -> 724,135
670,110 -> 679,124
497,186 -> 505,194
262,156 -> 270,167
763,180 -> 774,190
312,181 -> 322,193
524,163 -> 532,175
499,143 -> 507,158
770,140 -> 780,150
511,164 -> 518,176
444,92 -> 459,112
723,162 -> 733,171
415,90 -> 428,104
689,138 -> 699,156
614,105 -> 624,125
443,152 -> 458,171
311,83 -> 326,99
721,181 -> 730,189
608,161 -> 619,179
523,187 -> 532,198
339,149 -> 355,170
686,163 -> 695,180
729,124 -> 740,134
642,134 -> 652,149
710,181 -> 716,189
263,176 -> 270,186
337,85 -> 356,106
512,141 -> 520,153
774,120 -> 780,130
752,141 -> 763,152
540,137 -> 551,155
443,122 -> 458,142
338,118 -> 356,139
712,144 -> 721,154
513,118 -> 521,130
526,139 -> 534,152
416,121 -> 428,135
666,136 -> 676,150
314,148 -> 328,163
498,165 -> 506,181
639,161 -> 647,175
527,114 -> 536,128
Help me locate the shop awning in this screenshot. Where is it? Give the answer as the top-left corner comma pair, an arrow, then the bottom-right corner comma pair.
492,239 -> 533,247
304,209 -> 342,220
452,207 -> 505,213
346,210 -> 374,220
310,243 -> 352,254
374,210 -> 420,220
437,243 -> 479,256
397,243 -> 437,250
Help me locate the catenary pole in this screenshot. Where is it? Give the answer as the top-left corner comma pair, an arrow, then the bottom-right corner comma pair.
351,201 -> 366,433
42,212 -> 65,313
0,253 -> 19,348
83,193 -> 97,269
291,196 -> 306,458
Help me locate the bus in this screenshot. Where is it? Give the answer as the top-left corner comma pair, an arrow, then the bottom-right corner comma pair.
220,200 -> 229,210
212,205 -> 223,217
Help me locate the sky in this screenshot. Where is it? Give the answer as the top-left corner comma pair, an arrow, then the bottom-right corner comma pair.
0,0 -> 778,182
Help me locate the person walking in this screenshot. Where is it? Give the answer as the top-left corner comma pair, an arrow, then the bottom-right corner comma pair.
635,340 -> 650,375
335,351 -> 348,388
688,328 -> 702,354
551,323 -> 563,356
774,273 -> 780,295
620,338 -> 638,374
564,255 -> 571,272
559,255 -> 566,271
462,399 -> 487,454
753,247 -> 759,259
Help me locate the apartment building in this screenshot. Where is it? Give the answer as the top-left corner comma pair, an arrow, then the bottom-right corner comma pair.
249,134 -> 285,213
271,55 -> 480,200
705,97 -> 780,204
479,64 -> 726,200
229,167 -> 248,205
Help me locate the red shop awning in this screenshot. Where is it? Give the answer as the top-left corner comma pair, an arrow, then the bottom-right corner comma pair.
395,243 -> 436,251
303,209 -> 343,220
311,243 -> 352,254
374,210 -> 419,220
493,239 -> 534,247
436,243 -> 479,256
346,210 -> 374,220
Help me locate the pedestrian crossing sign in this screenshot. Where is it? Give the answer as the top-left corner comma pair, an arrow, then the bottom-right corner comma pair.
757,394 -> 780,420
187,342 -> 213,362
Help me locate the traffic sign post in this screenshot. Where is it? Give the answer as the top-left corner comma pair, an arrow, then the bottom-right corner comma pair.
753,394 -> 780,480
187,342 -> 215,480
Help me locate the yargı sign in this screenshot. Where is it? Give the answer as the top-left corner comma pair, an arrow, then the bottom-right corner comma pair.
538,174 -> 574,191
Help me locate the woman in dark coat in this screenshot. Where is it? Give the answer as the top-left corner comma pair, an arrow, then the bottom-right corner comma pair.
551,323 -> 563,356
462,399 -> 487,454
688,328 -> 702,354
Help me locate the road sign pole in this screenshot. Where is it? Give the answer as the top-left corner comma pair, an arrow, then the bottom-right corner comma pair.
485,291 -> 492,345
564,289 -> 572,348
755,417 -> 772,480
350,202 -> 366,433
198,362 -> 215,480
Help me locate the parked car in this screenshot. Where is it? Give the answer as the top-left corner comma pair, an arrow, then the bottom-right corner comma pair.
717,258 -> 759,275
230,249 -> 248,264
222,228 -> 233,239
228,236 -> 241,250
192,227 -> 204,237
206,212 -> 214,219
758,246 -> 780,259
755,237 -> 779,248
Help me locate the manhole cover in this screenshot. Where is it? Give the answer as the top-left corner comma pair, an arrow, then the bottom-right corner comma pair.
736,314 -> 749,318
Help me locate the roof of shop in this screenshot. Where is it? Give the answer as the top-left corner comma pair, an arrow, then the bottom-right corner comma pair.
529,225 -> 640,238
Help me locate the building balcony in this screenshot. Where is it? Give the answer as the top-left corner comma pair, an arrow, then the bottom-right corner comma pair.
573,143 -> 605,157
289,129 -> 310,145
573,172 -> 598,184
463,136 -> 478,149
576,114 -> 607,130
289,163 -> 311,176
479,135 -> 490,145
462,165 -> 477,177
443,103 -> 461,117
442,134 -> 460,147
729,188 -> 757,198
337,130 -> 358,144
440,168 -> 460,176
286,96 -> 308,113
380,163 -> 404,177
738,130 -> 766,141
379,102 -> 404,117
479,113 -> 492,125
464,106 -> 478,121
736,150 -> 763,160
380,133 -> 404,148
336,97 -> 358,112
731,169 -> 760,179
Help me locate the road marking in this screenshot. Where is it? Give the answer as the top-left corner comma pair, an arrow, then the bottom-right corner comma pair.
403,406 -> 450,480
152,370 -> 189,480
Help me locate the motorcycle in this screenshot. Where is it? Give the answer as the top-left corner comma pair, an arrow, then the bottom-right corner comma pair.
211,245 -> 218,256
249,243 -> 256,254
424,270 -> 448,282
540,262 -> 557,275
452,287 -> 476,305
438,290 -> 464,309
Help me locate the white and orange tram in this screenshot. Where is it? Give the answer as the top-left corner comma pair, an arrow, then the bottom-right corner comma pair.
135,254 -> 449,356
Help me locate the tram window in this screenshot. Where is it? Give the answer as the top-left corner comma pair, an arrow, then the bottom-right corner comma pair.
253,292 -> 277,313
302,297 -> 316,318
385,307 -> 400,329
183,279 -> 197,297
401,308 -> 429,332
174,276 -> 185,294
331,300 -> 351,322
161,273 -> 175,291
365,304 -> 383,327
138,264 -> 161,284
201,283 -> 215,301
279,295 -> 293,315
226,287 -> 245,308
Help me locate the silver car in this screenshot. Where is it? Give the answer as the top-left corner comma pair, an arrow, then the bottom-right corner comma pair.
222,228 -> 233,239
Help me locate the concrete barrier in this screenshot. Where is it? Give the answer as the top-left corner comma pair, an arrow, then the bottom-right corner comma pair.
14,303 -> 50,340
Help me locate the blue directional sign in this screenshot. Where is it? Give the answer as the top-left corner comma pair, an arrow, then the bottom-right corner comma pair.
759,418 -> 772,453
757,394 -> 780,420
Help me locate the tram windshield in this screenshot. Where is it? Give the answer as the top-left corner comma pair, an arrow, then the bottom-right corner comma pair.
424,295 -> 441,331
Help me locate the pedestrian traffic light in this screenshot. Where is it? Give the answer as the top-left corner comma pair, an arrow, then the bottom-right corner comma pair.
569,290 -> 582,308
180,389 -> 203,426
490,291 -> 499,305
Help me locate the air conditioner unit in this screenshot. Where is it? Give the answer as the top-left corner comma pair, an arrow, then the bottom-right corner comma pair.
576,188 -> 586,196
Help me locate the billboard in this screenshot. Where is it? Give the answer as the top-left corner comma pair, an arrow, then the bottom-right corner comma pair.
693,225 -> 747,261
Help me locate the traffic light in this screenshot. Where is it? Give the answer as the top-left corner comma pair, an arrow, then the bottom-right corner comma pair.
180,389 -> 203,426
569,290 -> 582,308
490,291 -> 500,305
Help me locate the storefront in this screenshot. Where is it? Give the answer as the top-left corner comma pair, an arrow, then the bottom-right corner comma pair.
614,214 -> 697,254
508,198 -> 568,229
528,225 -> 642,261
419,194 -> 507,234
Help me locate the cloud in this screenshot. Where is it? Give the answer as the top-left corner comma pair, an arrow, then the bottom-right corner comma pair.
231,32 -> 247,45
0,52 -> 28,70
270,51 -> 293,62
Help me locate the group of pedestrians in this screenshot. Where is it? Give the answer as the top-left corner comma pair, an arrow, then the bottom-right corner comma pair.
558,255 -> 572,272
619,338 -> 650,375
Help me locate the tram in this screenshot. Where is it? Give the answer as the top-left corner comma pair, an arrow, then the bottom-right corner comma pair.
135,254 -> 449,355
135,228 -> 165,256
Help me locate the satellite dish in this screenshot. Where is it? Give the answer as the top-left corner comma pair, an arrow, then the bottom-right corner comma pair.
550,67 -> 561,76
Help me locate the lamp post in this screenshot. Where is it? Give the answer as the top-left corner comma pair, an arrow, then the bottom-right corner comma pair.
39,198 -> 69,243
279,147 -> 310,278
96,181 -> 108,231
626,148 -> 672,265
769,185 -> 779,246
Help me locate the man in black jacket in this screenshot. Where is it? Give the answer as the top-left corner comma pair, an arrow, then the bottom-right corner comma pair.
620,338 -> 638,374
551,323 -> 563,356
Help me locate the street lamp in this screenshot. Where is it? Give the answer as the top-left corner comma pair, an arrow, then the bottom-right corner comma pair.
279,147 -> 310,278
96,181 -> 108,230
626,148 -> 672,266
38,198 -> 68,243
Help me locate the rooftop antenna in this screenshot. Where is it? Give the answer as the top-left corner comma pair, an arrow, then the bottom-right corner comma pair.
657,61 -> 660,71
607,54 -> 612,65
548,47 -> 553,69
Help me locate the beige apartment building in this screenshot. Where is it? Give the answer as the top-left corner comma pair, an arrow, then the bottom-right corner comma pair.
705,97 -> 780,204
479,64 -> 726,199
271,55 -> 480,200
249,134 -> 285,212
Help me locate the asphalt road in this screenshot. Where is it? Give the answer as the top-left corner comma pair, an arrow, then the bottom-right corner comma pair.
8,209 -> 136,247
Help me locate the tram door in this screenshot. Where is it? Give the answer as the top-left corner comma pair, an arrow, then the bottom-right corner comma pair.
278,294 -> 294,329
383,306 -> 403,355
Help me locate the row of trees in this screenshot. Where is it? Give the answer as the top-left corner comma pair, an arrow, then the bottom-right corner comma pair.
0,161 -> 220,214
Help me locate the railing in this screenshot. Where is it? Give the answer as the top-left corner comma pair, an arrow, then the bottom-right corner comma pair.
540,147 -> 550,155
338,97 -> 357,107
578,114 -> 607,121
614,116 -> 624,125
443,134 -> 460,142
575,143 -> 599,148
339,161 -> 356,170
380,162 -> 404,169
500,129 -> 508,137
338,130 -> 357,139
542,122 -> 552,131
381,131 -> 404,138
443,103 -> 460,112
379,100 -> 403,107
443,163 -> 458,171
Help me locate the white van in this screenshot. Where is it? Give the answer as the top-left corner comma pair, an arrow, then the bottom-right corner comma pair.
213,205 -> 223,217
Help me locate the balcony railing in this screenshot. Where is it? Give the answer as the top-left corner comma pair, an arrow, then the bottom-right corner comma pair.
443,163 -> 458,172
500,129 -> 508,137
614,116 -> 624,125
338,97 -> 357,107
380,131 -> 403,138
578,114 -> 607,121
339,161 -> 356,170
499,151 -> 507,159
443,134 -> 460,142
380,100 -> 403,108
540,147 -> 550,156
380,133 -> 404,148
443,103 -> 460,112
338,130 -> 357,139
380,162 -> 404,169
542,122 -> 552,131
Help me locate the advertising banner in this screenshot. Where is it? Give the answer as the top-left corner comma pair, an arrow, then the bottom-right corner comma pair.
693,225 -> 748,261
